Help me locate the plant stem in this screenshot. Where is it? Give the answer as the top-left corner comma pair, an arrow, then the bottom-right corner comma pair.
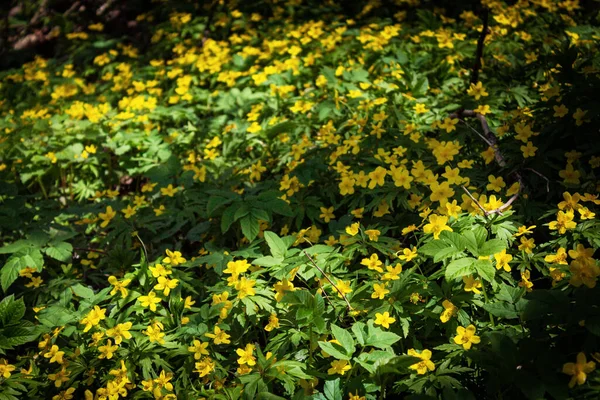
481,282 -> 495,327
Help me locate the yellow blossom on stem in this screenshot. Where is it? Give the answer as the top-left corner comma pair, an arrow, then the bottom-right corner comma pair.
563,352 -> 595,388
453,325 -> 481,349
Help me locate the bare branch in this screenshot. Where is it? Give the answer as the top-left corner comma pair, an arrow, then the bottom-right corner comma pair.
450,110 -> 506,167
460,185 -> 488,216
525,167 -> 550,192
303,250 -> 352,311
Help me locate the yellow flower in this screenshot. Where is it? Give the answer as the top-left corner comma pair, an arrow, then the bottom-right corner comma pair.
423,214 -> 453,239
160,184 -> 179,197
273,278 -> 295,302
397,247 -> 418,262
205,326 -> 231,345
327,359 -> 351,375
414,103 -> 429,114
374,311 -> 396,328
467,81 -> 488,100
553,104 -> 568,118
371,283 -> 390,299
106,322 -> 133,344
440,300 -> 458,323
154,276 -> 179,296
407,349 -> 435,374
548,210 -> 577,234
486,175 -> 506,192
361,253 -> 384,273
382,264 -> 402,281
163,249 -> 186,266
463,275 -> 482,294
364,229 -> 381,242
144,324 -> 165,344
334,279 -> 353,298
98,339 -> 119,359
0,359 -> 15,378
545,248 -> 568,265
121,205 -> 136,219
345,222 -> 360,236
138,291 -> 162,312
236,344 -> 256,366
188,340 -> 209,360
149,263 -> 172,278
319,206 -> 335,223
44,345 -> 65,364
80,306 -> 107,332
494,250 -> 513,272
265,313 -> 280,332
98,206 -> 116,228
559,163 -> 580,185
108,276 -> 131,298
235,277 -> 256,299
563,352 -> 595,388
453,325 -> 480,349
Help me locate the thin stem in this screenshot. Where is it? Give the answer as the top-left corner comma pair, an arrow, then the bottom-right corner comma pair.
481,282 -> 495,327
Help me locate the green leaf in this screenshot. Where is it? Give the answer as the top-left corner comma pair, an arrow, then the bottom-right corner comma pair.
240,215 -> 260,242
365,323 -> 401,349
482,302 -> 519,319
264,231 -> 287,258
45,241 -> 73,262
71,284 -> 95,300
419,240 -> 450,257
479,239 -> 506,256
330,324 -> 355,356
318,341 -> 350,360
323,378 -> 343,400
1,248 -> 44,291
0,296 -> 25,327
351,322 -> 367,346
474,259 -> 495,283
445,257 -> 476,281
221,203 -> 242,233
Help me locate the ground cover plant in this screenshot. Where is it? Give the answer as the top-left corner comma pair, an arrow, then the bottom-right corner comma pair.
0,0 -> 599,399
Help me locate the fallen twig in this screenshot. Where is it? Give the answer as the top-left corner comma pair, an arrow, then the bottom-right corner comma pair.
524,167 -> 550,192
450,110 -> 506,167
303,250 -> 352,311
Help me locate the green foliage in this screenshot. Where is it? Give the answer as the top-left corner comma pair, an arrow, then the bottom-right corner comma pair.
0,0 -> 599,399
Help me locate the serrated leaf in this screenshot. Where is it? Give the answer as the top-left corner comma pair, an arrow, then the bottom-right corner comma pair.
474,259 -> 495,283
264,231 -> 287,259
479,239 -> 506,256
331,324 -> 355,355
445,257 -> 476,281
45,241 -> 73,262
318,341 -> 350,360
240,215 -> 260,242
0,296 -> 25,327
419,240 -> 451,257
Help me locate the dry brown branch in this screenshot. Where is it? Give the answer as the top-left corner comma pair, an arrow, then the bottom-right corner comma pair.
525,168 -> 550,192
450,110 -> 506,167
303,250 -> 352,311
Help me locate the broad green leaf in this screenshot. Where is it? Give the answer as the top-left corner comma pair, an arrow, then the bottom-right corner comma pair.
419,240 -> 450,257
323,378 -> 343,400
331,324 -> 355,355
1,248 -> 44,291
445,257 -> 477,281
479,239 -> 506,256
482,302 -> 519,319
263,231 -> 287,258
45,241 -> 73,262
474,259 -> 495,283
240,215 -> 260,242
0,296 -> 25,327
318,341 -> 350,360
